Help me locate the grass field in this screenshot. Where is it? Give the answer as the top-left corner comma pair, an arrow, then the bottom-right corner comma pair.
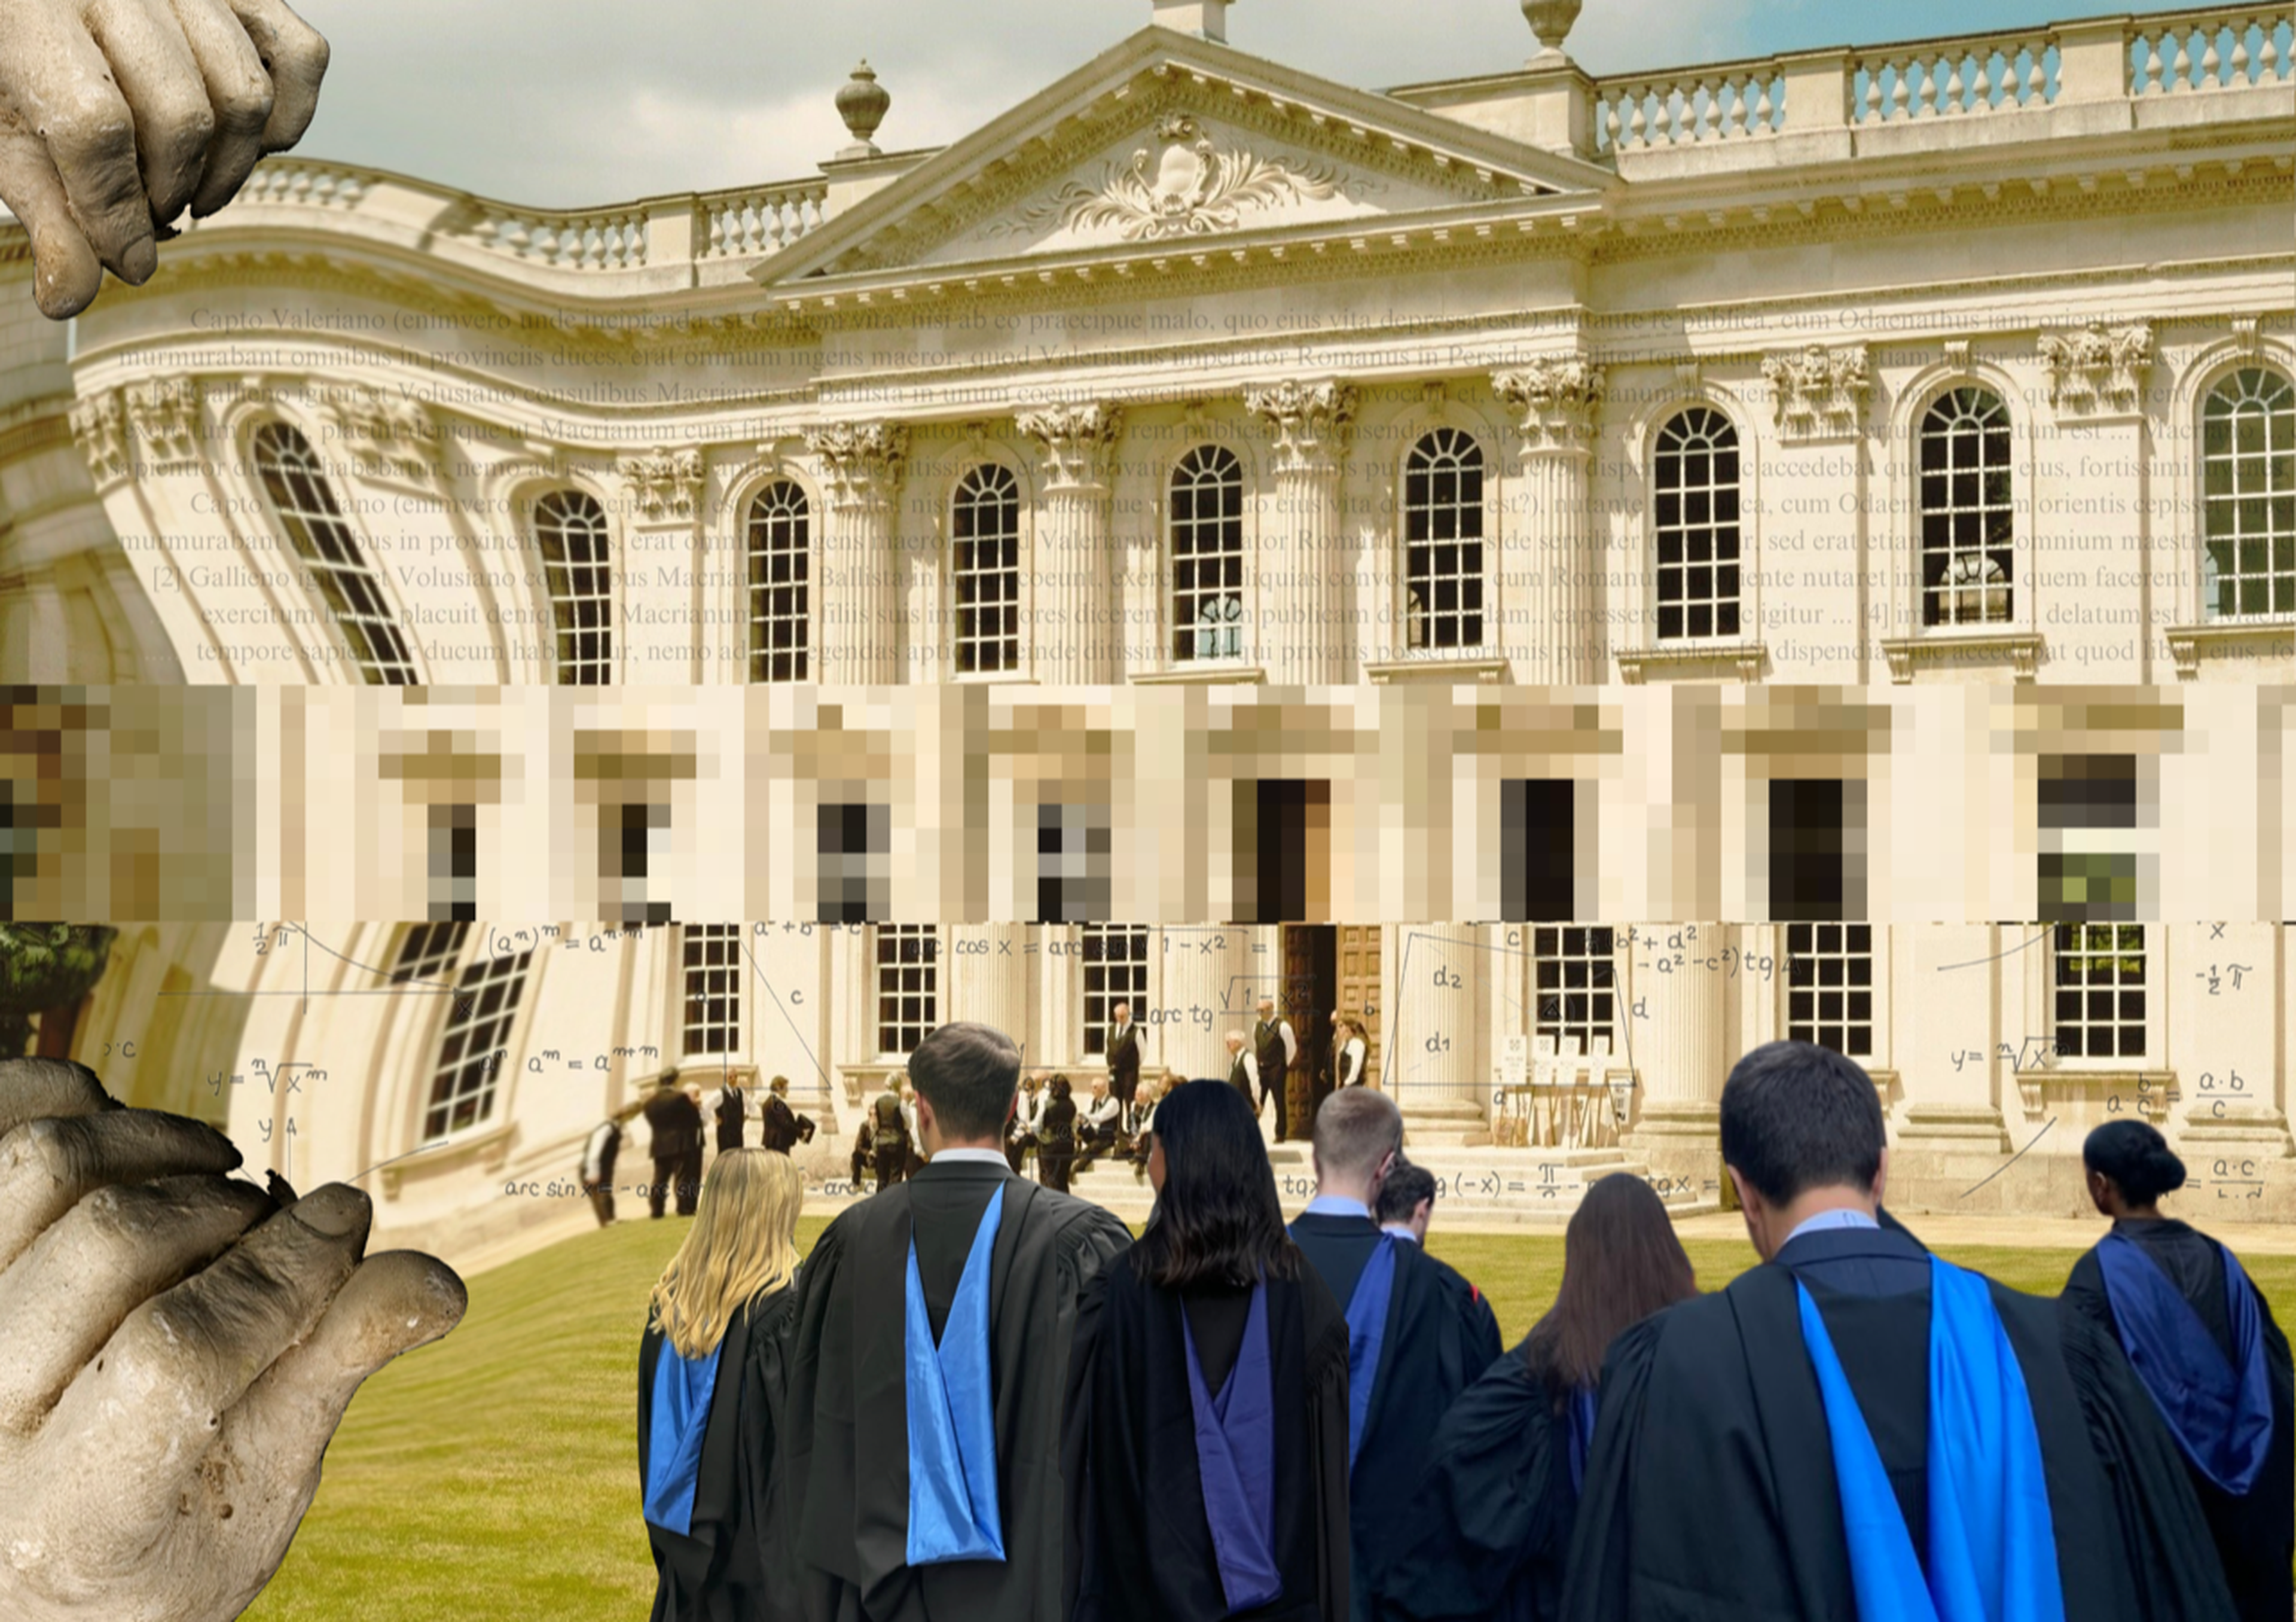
241,1216 -> 2296,1622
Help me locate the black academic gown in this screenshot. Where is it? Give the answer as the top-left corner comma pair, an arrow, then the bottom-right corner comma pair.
1367,1340 -> 1577,1622
1290,1212 -> 1504,1622
1559,1223 -> 2239,1622
1077,1261 -> 1351,1622
638,1285 -> 802,1622
2062,1219 -> 2295,1622
780,1156 -> 1133,1622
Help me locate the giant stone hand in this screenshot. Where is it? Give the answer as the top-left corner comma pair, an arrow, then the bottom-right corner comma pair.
0,0 -> 329,318
0,1057 -> 466,1621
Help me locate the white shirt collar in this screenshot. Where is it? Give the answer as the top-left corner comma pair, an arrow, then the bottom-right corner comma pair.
1303,1193 -> 1372,1221
926,1147 -> 1010,1169
1781,1207 -> 1881,1249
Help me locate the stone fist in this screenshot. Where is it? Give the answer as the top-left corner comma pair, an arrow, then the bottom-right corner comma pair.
0,1057 -> 466,1621
0,0 -> 328,318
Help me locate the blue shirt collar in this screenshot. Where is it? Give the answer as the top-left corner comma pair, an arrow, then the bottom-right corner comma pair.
1782,1206 -> 1881,1249
1304,1194 -> 1373,1222
1380,1222 -> 1422,1245
927,1147 -> 1012,1169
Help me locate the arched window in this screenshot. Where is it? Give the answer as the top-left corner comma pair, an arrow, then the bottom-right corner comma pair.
1403,428 -> 1485,650
2202,366 -> 2295,620
1652,407 -> 1741,640
532,489 -> 613,684
251,422 -> 419,684
1918,386 -> 2013,627
747,480 -> 811,680
1170,444 -> 1245,663
952,463 -> 1022,674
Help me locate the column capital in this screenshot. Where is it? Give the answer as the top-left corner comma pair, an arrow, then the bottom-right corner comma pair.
1491,358 -> 1605,450
616,447 -> 705,523
1760,343 -> 1868,443
1015,400 -> 1123,492
1245,378 -> 1357,475
804,419 -> 909,509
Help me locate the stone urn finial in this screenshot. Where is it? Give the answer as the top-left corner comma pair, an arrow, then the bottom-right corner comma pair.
1522,0 -> 1581,60
836,60 -> 890,156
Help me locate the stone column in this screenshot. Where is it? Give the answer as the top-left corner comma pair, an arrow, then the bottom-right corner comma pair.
1624,925 -> 1728,1191
804,422 -> 908,685
1156,925 -> 1251,1085
1016,401 -> 1123,685
1895,923 -> 2012,1155
1492,360 -> 1605,685
944,923 -> 1032,1054
1040,926 -> 1079,1071
1245,379 -> 1357,685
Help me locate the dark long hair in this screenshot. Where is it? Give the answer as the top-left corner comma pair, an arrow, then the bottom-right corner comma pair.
1130,1080 -> 1300,1289
1519,1173 -> 1697,1403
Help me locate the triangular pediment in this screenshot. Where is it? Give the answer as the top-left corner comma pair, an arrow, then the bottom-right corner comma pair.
759,26 -> 1612,288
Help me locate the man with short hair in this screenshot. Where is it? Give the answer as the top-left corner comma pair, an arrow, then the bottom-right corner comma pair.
579,1100 -> 642,1227
759,1074 -> 814,1154
1291,1089 -> 1501,1621
1561,1040 -> 2238,1622
708,1071 -> 747,1154
1104,1001 -> 1143,1109
642,1069 -> 703,1218
871,1084 -> 909,1191
1072,1075 -> 1122,1175
781,1022 -> 1134,1620
1254,995 -> 1297,1141
1224,1029 -> 1259,1118
1375,1157 -> 1437,1246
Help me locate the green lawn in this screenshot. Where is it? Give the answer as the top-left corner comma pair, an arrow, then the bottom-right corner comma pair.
242,1218 -> 2296,1621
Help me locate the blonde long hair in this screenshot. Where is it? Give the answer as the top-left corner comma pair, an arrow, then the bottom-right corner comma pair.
648,1148 -> 804,1358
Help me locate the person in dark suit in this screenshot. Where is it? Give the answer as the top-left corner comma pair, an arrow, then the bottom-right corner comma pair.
1256,995 -> 1297,1142
1290,1087 -> 1503,1621
1039,1074 -> 1079,1194
1106,1002 -> 1144,1108
644,1071 -> 705,1219
710,1075 -> 747,1155
759,1075 -> 814,1155
777,1024 -> 1132,1621
1561,1041 -> 2238,1622
582,1102 -> 641,1227
869,1088 -> 908,1192
1225,1030 -> 1260,1119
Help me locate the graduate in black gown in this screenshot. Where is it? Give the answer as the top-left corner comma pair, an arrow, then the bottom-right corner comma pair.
778,1023 -> 1132,1622
1370,1172 -> 1697,1622
1077,1080 -> 1350,1622
639,1147 -> 806,1622
1561,1040 -> 2239,1622
2060,1120 -> 2293,1622
1287,1087 -> 1503,1622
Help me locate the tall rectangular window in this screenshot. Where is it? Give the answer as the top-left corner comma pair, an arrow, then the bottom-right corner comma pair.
1082,925 -> 1149,1056
819,801 -> 890,924
428,804 -> 477,922
1785,923 -> 1873,1057
603,802 -> 671,927
953,464 -> 1022,675
1245,779 -> 1331,924
1769,779 -> 1848,922
682,924 -> 741,1057
1501,779 -> 1575,922
875,925 -> 938,1055
2051,923 -> 2147,1061
2039,754 -> 2140,922
422,947 -> 533,1141
1532,926 -> 1615,1051
1037,802 -> 1112,923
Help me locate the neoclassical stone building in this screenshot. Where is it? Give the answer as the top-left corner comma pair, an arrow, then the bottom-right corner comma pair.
0,0 -> 2286,688
23,917 -> 2296,1263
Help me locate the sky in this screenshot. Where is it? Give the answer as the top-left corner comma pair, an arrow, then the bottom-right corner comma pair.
273,0 -> 2052,208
